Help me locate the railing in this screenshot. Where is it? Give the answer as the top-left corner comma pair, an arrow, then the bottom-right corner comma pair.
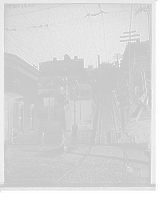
40,70 -> 81,76
69,89 -> 90,100
38,132 -> 62,145
76,131 -> 91,144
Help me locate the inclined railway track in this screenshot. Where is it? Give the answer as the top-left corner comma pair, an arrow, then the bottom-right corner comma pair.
96,69 -> 129,182
54,69 -> 128,184
54,145 -> 93,184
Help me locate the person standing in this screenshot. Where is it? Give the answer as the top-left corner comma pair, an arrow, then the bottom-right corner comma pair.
62,130 -> 68,153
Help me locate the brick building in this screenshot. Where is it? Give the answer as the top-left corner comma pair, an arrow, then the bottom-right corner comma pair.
4,52 -> 39,143
38,54 -> 88,125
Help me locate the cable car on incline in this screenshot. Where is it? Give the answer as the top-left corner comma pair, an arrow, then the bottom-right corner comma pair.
65,82 -> 96,131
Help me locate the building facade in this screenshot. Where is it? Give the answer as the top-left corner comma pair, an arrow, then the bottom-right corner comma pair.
118,41 -> 151,87
86,65 -> 99,84
4,52 -> 39,144
113,40 -> 151,146
38,54 -> 88,126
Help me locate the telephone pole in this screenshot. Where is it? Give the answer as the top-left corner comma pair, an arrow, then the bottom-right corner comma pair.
113,53 -> 122,67
54,73 -> 57,121
120,31 -> 139,104
135,4 -> 152,85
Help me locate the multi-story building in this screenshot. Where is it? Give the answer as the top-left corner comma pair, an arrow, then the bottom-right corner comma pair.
118,41 -> 150,86
86,65 -> 99,84
38,54 -> 88,127
4,52 -> 39,144
114,40 -> 151,146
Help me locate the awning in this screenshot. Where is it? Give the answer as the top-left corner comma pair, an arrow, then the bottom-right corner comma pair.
4,90 -> 24,99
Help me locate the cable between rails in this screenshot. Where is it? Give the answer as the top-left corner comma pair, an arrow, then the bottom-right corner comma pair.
54,145 -> 93,184
109,70 -> 129,183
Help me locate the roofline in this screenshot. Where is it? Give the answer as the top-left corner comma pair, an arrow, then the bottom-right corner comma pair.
121,40 -> 149,63
124,40 -> 149,52
4,52 -> 39,74
39,59 -> 84,64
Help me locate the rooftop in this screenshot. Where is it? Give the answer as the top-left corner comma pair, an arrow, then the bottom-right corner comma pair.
40,59 -> 83,64
4,53 -> 39,73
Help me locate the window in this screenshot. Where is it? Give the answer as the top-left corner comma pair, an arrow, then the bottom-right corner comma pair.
46,66 -> 50,72
62,77 -> 68,83
30,102 -> 35,130
44,98 -> 49,107
18,102 -> 24,130
50,98 -> 54,107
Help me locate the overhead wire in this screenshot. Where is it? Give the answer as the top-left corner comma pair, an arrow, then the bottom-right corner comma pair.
98,4 -> 107,62
5,9 -> 131,32
5,4 -> 72,18
46,8 -> 56,57
5,35 -> 40,64
18,7 -> 49,60
129,4 -> 132,32
5,4 -> 133,66
5,29 -> 42,63
83,4 -> 98,59
15,7 -> 51,61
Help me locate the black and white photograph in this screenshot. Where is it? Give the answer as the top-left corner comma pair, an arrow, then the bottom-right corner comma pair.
1,0 -> 156,190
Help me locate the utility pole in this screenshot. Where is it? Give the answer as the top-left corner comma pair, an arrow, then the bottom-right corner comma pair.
98,55 -> 100,69
120,31 -> 139,104
132,52 -> 138,95
135,4 -> 152,86
113,53 -> 122,68
73,90 -> 76,126
54,73 -> 57,121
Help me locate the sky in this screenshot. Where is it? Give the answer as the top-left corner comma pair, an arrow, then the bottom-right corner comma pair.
4,3 -> 149,68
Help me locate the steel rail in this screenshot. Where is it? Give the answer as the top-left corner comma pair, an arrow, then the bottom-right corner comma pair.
110,84 -> 129,183
109,92 -> 119,143
98,74 -> 104,143
90,71 -> 103,144
54,145 -> 93,184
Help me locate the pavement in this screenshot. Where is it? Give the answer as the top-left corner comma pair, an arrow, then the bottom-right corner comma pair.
3,143 -> 152,187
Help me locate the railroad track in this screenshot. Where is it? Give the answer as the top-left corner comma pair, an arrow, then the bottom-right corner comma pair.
54,145 -> 93,184
97,69 -> 129,182
54,69 -> 128,185
109,69 -> 129,183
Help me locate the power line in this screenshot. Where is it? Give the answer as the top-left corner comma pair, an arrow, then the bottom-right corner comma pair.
5,4 -> 72,18
5,16 -> 84,32
5,35 -> 40,64
5,29 -> 43,62
120,31 -> 139,104
129,4 -> 132,31
5,8 -> 131,32
16,7 -> 51,60
84,4 -> 98,58
46,8 -> 56,57
98,4 -> 107,62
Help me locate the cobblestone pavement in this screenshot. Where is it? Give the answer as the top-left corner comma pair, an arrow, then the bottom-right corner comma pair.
4,144 -> 151,187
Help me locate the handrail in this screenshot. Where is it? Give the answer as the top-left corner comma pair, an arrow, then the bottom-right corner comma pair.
90,71 -> 103,144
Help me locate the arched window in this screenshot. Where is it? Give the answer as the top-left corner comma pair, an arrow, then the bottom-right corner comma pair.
30,104 -> 35,130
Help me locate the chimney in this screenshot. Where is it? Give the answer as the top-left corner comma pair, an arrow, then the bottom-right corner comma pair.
98,55 -> 100,68
53,57 -> 57,61
64,54 -> 71,60
74,56 -> 78,60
